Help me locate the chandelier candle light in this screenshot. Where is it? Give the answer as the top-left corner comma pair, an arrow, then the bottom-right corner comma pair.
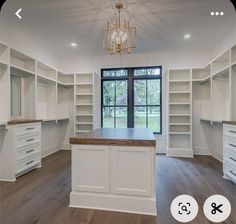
103,2 -> 136,55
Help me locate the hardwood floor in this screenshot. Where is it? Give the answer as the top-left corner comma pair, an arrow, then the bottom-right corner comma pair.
0,151 -> 235,224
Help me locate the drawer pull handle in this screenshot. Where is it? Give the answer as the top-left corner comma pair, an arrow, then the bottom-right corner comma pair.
229,171 -> 236,176
26,127 -> 34,130
229,130 -> 236,134
230,157 -> 236,162
26,149 -> 34,154
26,160 -> 34,165
229,144 -> 236,148
26,138 -> 34,142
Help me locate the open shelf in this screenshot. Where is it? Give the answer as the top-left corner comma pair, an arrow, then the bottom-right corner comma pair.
200,79 -> 211,121
212,70 -> 230,122
0,63 -> 9,123
169,69 -> 190,81
169,81 -> 190,92
76,115 -> 93,123
75,85 -> 93,95
169,104 -> 190,115
37,62 -> 56,81
57,85 -> 73,120
192,65 -> 211,81
169,135 -> 191,148
169,124 -> 191,132
10,49 -> 35,73
75,73 -> 93,84
36,77 -> 56,120
10,67 -> 36,119
212,51 -> 230,75
169,93 -> 190,104
0,43 -> 8,65
58,72 -> 74,85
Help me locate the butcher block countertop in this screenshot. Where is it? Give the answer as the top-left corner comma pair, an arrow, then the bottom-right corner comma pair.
7,119 -> 42,125
70,128 -> 156,147
223,121 -> 236,126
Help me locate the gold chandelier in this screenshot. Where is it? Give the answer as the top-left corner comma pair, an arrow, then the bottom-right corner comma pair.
103,2 -> 136,55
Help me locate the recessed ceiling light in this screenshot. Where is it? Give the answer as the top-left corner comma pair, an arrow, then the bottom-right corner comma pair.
220,12 -> 224,16
70,42 -> 77,47
215,11 -> 219,16
184,34 -> 191,39
211,12 -> 215,16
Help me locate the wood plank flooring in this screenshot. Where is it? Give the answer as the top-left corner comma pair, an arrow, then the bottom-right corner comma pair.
0,151 -> 235,224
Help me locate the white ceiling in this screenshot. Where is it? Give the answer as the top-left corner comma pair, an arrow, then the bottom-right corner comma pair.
1,0 -> 236,57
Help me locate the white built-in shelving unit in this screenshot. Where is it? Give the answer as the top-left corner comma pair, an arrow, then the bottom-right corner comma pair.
57,72 -> 74,120
167,69 -> 193,157
0,42 -> 97,138
167,44 -> 236,157
0,43 -> 9,128
74,73 -> 94,134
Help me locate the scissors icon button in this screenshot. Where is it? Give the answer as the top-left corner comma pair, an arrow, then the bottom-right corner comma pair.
211,203 -> 223,214
204,195 -> 231,222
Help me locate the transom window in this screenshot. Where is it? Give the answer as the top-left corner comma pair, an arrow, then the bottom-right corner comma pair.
101,66 -> 162,134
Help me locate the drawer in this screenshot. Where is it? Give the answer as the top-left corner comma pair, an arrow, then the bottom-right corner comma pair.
16,143 -> 41,161
15,132 -> 40,148
15,123 -> 41,137
224,137 -> 236,153
224,162 -> 236,183
223,124 -> 236,139
16,153 -> 41,175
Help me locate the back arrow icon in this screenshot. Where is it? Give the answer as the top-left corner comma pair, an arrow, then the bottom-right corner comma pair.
15,8 -> 22,19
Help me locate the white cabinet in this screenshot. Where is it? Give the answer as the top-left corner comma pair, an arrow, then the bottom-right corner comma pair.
110,146 -> 154,196
0,122 -> 42,181
72,145 -> 109,193
223,124 -> 236,183
70,144 -> 156,215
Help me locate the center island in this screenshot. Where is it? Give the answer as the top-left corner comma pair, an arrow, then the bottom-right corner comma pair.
69,128 -> 157,215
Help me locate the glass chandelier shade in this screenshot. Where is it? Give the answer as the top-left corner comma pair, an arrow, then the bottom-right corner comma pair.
103,2 -> 136,55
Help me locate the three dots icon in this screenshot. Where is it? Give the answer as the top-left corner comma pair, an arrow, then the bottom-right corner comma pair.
211,11 -> 224,16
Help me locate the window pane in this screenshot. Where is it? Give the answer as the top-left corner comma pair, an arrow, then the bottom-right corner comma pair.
134,80 -> 146,105
103,81 -> 115,106
103,107 -> 114,128
134,107 -> 147,128
147,79 -> 161,105
116,107 -> 127,128
148,107 -> 160,132
103,70 -> 115,77
146,68 -> 160,75
134,68 -> 160,76
134,69 -> 146,76
116,69 -> 128,77
116,80 -> 127,105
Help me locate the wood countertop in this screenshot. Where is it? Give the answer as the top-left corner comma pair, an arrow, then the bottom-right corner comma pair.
7,119 -> 42,125
70,128 -> 156,147
223,121 -> 236,125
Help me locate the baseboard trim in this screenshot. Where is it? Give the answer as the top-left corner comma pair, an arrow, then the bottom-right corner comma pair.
41,145 -> 62,158
61,143 -> 71,150
167,148 -> 193,158
70,192 -> 157,216
193,147 -> 211,155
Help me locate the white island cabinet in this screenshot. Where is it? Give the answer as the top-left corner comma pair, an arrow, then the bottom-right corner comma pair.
70,128 -> 157,216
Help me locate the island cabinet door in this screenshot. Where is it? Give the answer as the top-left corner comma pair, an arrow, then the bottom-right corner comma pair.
110,146 -> 155,197
71,145 -> 110,193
